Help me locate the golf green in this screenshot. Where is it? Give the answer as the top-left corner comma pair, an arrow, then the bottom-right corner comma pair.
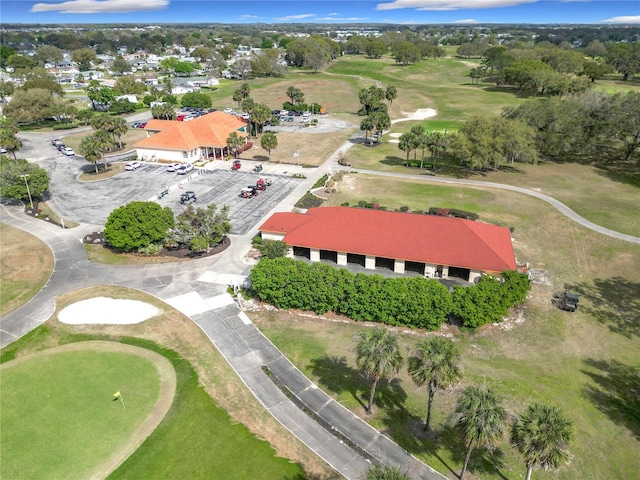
1,343 -> 169,479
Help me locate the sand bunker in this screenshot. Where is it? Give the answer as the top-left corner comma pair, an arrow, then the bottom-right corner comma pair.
392,108 -> 437,124
59,297 -> 160,325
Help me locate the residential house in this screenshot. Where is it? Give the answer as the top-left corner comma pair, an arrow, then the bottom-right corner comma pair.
134,111 -> 249,163
259,207 -> 517,283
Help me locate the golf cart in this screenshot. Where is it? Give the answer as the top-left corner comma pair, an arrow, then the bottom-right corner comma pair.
180,191 -> 197,204
253,164 -> 263,173
231,160 -> 241,171
240,187 -> 257,198
557,292 -> 579,312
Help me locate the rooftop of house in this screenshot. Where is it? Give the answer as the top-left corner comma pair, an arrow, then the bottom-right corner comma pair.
259,206 -> 517,273
135,111 -> 247,151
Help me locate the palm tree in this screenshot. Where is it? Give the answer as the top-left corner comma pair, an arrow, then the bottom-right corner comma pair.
79,135 -> 102,174
355,327 -> 403,412
385,86 -> 398,109
360,117 -> 374,143
260,132 -> 278,160
226,132 -> 244,158
408,337 -> 461,431
110,116 -> 128,149
511,403 -> 574,480
455,385 -> 506,479
398,132 -> 417,166
366,464 -> 411,480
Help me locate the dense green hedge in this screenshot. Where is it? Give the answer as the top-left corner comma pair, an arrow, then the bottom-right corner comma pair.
249,258 -> 530,330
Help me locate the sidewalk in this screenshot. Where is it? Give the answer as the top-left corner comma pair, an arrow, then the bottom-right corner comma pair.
190,301 -> 445,480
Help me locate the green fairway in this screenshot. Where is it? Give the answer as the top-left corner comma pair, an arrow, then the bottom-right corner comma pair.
0,347 -> 162,479
0,325 -> 306,480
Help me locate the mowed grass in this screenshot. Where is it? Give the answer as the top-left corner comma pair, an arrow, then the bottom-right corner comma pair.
0,286 -> 318,479
0,349 -> 161,479
0,223 -> 54,317
252,171 -> 640,479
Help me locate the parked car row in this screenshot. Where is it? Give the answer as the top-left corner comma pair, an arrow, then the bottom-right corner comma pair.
131,121 -> 147,128
51,138 -> 75,156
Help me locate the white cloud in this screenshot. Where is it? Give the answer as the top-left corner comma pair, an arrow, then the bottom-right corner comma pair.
277,13 -> 317,21
451,18 -> 480,23
32,0 -> 168,14
238,14 -> 259,19
601,15 -> 640,24
316,16 -> 368,21
377,0 -> 537,11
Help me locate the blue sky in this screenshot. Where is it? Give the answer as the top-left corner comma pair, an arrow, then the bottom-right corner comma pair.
2,0 -> 639,25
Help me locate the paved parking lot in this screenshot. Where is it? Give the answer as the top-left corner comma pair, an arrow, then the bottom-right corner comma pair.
44,159 -> 304,234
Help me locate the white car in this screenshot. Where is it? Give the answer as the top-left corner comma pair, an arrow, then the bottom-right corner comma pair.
125,161 -> 141,171
176,164 -> 194,175
0,147 -> 7,154
62,147 -> 75,156
166,163 -> 181,172
223,108 -> 234,114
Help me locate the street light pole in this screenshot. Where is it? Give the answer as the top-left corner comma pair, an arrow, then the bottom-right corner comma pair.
20,174 -> 33,209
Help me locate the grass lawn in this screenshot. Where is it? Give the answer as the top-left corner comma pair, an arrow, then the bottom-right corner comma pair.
0,286 -> 331,479
251,171 -> 640,480
62,128 -> 148,155
0,349 -> 161,480
0,223 -> 54,317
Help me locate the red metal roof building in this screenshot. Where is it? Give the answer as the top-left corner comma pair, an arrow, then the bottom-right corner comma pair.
259,206 -> 516,282
134,111 -> 248,163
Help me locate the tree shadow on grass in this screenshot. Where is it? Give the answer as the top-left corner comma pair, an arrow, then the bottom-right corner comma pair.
581,358 -> 640,440
307,355 -> 407,414
567,277 -> 640,338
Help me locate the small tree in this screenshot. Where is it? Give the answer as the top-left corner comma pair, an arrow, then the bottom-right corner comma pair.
104,201 -> 174,252
356,327 -> 404,412
260,132 -> 278,160
165,203 -> 231,250
0,157 -> 50,202
258,239 -> 289,259
366,465 -> 412,480
511,403 -> 574,480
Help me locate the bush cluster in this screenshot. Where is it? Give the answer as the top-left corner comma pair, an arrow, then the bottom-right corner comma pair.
250,258 -> 530,330
428,207 -> 479,221
52,122 -> 80,130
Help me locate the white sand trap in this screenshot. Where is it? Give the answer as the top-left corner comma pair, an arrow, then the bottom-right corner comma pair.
59,297 -> 160,325
388,139 -> 400,143
389,133 -> 402,138
392,108 -> 437,124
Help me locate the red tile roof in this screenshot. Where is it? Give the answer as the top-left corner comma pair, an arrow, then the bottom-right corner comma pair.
135,111 -> 247,151
259,207 -> 516,273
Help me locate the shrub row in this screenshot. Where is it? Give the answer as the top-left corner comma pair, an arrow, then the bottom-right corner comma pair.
250,258 -> 530,330
428,207 -> 479,221
52,121 -> 80,130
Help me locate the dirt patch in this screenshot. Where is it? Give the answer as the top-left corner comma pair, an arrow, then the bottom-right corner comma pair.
0,223 -> 54,317
1,341 -> 177,480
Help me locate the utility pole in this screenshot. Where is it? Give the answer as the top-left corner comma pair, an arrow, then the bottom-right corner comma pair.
20,174 -> 33,209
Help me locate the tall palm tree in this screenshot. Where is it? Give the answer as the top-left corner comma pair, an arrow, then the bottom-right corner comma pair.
398,132 -> 417,166
355,327 -> 403,412
79,135 -> 102,174
226,132 -> 244,158
455,385 -> 506,479
408,336 -> 461,431
511,403 -> 574,480
385,86 -> 398,109
260,132 -> 278,160
360,117 -> 374,143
